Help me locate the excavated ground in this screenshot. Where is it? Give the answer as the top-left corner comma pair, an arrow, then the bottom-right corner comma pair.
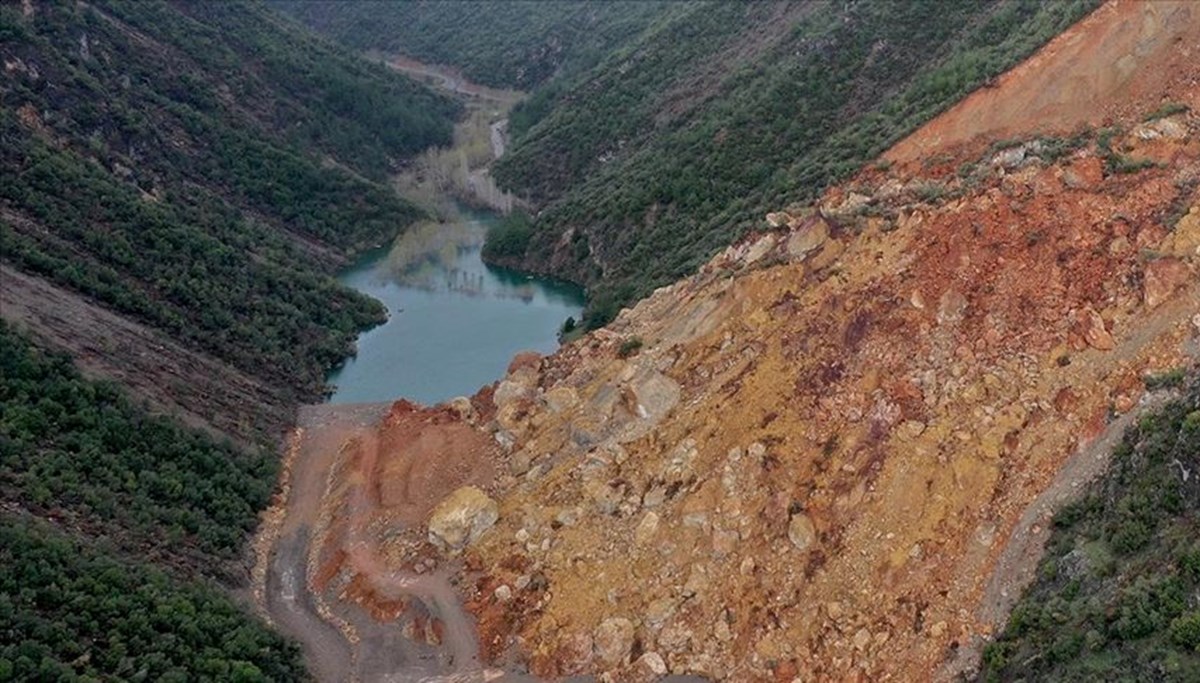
258,3 -> 1200,680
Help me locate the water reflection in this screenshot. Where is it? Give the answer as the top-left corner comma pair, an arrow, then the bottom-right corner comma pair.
379,219 -> 542,302
327,209 -> 584,405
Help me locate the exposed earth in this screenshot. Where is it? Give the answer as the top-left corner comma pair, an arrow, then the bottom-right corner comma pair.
253,2 -> 1200,681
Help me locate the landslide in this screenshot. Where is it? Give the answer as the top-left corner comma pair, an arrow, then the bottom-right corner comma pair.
319,64 -> 1200,683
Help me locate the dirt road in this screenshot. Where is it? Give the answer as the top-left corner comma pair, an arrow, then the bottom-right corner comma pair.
257,402 -> 544,682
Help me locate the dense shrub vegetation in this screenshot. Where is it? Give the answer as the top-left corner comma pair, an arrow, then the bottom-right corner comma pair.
282,0 -> 1100,325
1,4 -> 467,677
493,0 -> 1101,325
0,322 -> 277,567
981,373 -> 1200,682
103,0 -> 460,181
0,0 -> 463,396
0,516 -> 306,682
481,210 -> 535,262
272,0 -> 674,91
1,119 -> 387,396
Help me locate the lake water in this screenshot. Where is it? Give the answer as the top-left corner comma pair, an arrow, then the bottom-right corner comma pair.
327,212 -> 584,405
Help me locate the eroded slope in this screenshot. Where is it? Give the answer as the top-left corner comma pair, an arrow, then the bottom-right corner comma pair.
275,3 -> 1200,680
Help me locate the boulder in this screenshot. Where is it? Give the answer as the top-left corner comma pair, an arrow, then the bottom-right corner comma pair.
786,217 -> 830,259
427,486 -> 499,552
765,211 -> 792,229
631,652 -> 668,683
937,289 -> 968,324
634,511 -> 660,546
554,632 -> 594,676
593,617 -> 636,667
1162,206 -> 1200,258
1144,257 -> 1192,308
1077,307 -> 1114,351
741,233 -> 778,265
788,513 -> 817,551
991,145 -> 1026,169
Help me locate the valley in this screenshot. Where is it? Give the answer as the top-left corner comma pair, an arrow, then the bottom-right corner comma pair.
268,1 -> 1200,680
4,1 -> 1199,682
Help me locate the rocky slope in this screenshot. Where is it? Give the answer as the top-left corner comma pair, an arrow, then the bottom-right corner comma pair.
279,2 -> 1200,680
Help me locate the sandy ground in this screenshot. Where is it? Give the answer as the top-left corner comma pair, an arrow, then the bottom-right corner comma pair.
886,0 -> 1200,165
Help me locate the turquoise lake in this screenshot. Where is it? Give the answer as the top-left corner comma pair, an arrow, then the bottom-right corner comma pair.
327,212 -> 584,405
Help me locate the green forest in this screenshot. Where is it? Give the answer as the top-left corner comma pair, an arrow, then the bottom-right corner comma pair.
982,373 -> 1200,681
1,2 -> 467,678
494,0 -> 1102,325
0,0 -> 464,397
272,0 -> 675,91
284,0 -> 1100,326
0,323 -> 276,570
0,516 -> 306,682
0,322 -> 308,678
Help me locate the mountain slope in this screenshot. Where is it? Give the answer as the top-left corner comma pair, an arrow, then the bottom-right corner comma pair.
980,374 -> 1200,682
1,2 -> 468,679
282,2 -> 1200,678
0,515 -> 307,682
278,1 -> 1102,325
1,0 -> 461,426
492,0 -> 1103,325
272,0 -> 676,91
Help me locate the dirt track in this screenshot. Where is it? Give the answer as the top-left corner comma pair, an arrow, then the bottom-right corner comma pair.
257,402 -> 542,682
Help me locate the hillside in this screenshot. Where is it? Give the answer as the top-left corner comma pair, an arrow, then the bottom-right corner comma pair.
1,0 -> 462,439
279,1 -> 1104,326
981,373 -> 1199,681
272,0 -> 676,91
1,1 -> 466,680
497,0 -> 1107,325
263,1 -> 1200,679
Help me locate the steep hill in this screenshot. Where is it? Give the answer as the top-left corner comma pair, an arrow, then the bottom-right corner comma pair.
1,1 -> 466,679
493,0 -> 1103,325
281,1 -> 1104,327
273,1 -> 1200,679
980,373 -> 1199,681
1,0 -> 461,439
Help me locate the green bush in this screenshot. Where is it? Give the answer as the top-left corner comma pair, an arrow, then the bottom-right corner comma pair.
0,517 -> 307,682
617,337 -> 644,358
1170,613 -> 1200,651
482,211 -> 535,261
0,323 -> 277,568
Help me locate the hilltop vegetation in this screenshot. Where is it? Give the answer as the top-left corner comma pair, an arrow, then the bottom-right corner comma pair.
0,322 -> 276,571
272,0 -> 675,91
0,322 -> 307,679
1,0 -> 460,397
982,373 -> 1200,682
1,2 -> 469,678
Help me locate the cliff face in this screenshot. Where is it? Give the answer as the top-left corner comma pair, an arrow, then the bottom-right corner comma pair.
296,2 -> 1200,680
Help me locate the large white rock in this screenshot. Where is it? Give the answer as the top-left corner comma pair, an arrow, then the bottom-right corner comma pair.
427,486 -> 499,552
